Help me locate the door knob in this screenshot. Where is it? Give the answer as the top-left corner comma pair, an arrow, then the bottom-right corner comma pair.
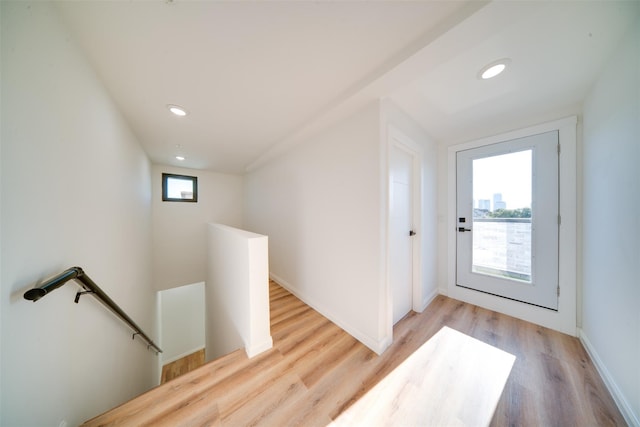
458,227 -> 471,232
409,230 -> 416,236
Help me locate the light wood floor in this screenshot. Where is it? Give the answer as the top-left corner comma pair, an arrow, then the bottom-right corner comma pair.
83,280 -> 626,426
161,349 -> 206,384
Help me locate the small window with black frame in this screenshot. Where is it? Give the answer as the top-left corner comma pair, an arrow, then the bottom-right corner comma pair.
162,173 -> 198,202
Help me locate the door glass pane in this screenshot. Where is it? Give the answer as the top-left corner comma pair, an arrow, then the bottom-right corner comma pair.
472,150 -> 532,282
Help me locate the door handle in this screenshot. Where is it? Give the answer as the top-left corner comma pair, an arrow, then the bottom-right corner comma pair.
409,230 -> 416,236
458,227 -> 471,232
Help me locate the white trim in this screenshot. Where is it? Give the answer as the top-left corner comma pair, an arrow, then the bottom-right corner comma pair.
447,116 -> 577,335
270,273 -> 390,355
245,337 -> 273,359
161,346 -> 205,366
420,287 -> 439,312
578,329 -> 640,427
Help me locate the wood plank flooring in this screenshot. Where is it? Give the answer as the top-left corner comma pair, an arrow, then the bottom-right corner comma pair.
161,349 -> 206,384
83,280 -> 626,426
333,326 -> 516,426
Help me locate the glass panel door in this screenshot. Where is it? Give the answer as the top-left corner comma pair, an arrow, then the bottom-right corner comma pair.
456,131 -> 559,310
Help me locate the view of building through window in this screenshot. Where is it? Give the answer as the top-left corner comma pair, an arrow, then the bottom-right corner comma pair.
472,150 -> 532,282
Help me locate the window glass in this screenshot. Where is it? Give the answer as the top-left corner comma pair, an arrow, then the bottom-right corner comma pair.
162,173 -> 197,202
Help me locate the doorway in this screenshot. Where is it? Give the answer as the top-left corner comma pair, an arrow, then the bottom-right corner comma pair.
388,129 -> 422,325
456,131 -> 559,310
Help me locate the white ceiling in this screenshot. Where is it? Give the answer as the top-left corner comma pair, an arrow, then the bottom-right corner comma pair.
390,0 -> 640,146
55,1 -> 639,174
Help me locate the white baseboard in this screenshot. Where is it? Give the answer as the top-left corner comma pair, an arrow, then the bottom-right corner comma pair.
419,287 -> 439,312
269,273 -> 389,355
578,328 -> 639,427
162,345 -> 205,366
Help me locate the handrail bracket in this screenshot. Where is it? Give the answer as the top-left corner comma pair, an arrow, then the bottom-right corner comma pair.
74,290 -> 94,303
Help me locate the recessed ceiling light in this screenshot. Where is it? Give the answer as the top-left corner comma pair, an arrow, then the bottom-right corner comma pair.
478,59 -> 511,80
175,155 -> 185,161
167,104 -> 188,116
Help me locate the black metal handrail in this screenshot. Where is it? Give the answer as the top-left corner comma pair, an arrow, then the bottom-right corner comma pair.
24,266 -> 162,354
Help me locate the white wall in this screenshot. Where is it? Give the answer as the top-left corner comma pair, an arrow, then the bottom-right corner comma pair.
152,165 -> 243,291
206,224 -> 271,360
244,100 -> 437,354
1,2 -> 157,426
159,282 -> 205,365
581,20 -> 640,425
244,102 -> 386,353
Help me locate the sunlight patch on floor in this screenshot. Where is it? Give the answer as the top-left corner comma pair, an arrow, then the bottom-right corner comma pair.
331,326 -> 515,427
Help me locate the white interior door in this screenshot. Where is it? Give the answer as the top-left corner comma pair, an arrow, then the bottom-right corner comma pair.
390,144 -> 414,324
456,131 -> 559,310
